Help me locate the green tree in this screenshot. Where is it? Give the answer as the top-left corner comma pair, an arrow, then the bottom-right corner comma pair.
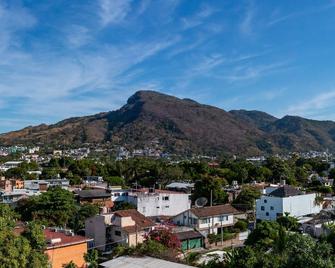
84,249 -> 99,268
63,261 -> 78,268
18,187 -> 76,227
232,186 -> 260,211
276,214 -> 299,231
193,176 -> 228,205
245,221 -> 281,249
22,221 -> 46,251
105,176 -> 125,187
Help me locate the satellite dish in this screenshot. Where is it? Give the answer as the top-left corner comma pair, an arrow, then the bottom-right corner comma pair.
195,197 -> 208,208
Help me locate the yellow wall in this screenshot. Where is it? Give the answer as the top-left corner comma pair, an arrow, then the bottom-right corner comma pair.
45,242 -> 87,268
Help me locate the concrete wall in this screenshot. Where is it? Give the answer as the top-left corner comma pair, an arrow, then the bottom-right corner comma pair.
45,242 -> 87,268
256,193 -> 321,220
136,193 -> 191,217
85,215 -> 110,250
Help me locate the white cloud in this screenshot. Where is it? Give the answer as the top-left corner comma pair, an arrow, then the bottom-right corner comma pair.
286,90 -> 335,118
239,1 -> 255,35
65,25 -> 91,48
99,0 -> 132,26
0,2 -> 36,53
181,5 -> 217,30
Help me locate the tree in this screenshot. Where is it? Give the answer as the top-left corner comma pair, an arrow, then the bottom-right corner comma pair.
145,228 -> 181,249
105,176 -> 125,187
63,261 -> 78,268
276,214 -> 299,231
0,205 -> 48,268
329,168 -> 335,180
69,203 -> 99,233
18,187 -> 76,227
283,233 -> 334,268
193,176 -> 228,205
84,249 -> 99,268
22,221 -> 46,251
232,186 -> 260,211
245,221 -> 281,249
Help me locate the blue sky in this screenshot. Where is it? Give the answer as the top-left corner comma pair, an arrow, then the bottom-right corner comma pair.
0,0 -> 335,132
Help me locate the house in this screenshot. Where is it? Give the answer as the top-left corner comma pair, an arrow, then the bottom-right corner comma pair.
0,178 -> 13,192
46,178 -> 70,189
83,176 -> 104,185
24,180 -> 49,192
172,204 -> 240,236
44,227 -> 92,268
75,189 -> 113,212
0,161 -> 22,171
256,185 -> 322,221
0,189 -> 40,205
173,228 -> 205,251
85,209 -> 155,251
300,210 -> 335,237
129,188 -> 191,217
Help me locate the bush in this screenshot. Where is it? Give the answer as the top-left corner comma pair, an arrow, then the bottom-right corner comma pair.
234,220 -> 248,232
208,232 -> 236,244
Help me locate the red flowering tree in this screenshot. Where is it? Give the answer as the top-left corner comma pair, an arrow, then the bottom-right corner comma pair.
145,228 -> 181,249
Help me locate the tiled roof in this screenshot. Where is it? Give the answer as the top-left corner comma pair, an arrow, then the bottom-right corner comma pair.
44,229 -> 91,249
269,185 -> 303,197
175,230 -> 203,241
190,204 -> 239,218
114,209 -> 155,232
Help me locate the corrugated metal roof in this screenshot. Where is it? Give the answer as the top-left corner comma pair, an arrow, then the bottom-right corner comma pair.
100,256 -> 196,268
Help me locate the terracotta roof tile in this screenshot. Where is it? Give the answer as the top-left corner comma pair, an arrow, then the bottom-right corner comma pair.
190,204 -> 239,218
114,209 -> 155,231
44,229 -> 91,249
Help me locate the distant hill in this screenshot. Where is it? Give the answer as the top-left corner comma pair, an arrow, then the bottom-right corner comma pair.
1,90 -> 335,155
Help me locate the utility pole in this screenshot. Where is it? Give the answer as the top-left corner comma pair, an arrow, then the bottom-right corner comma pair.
210,190 -> 213,207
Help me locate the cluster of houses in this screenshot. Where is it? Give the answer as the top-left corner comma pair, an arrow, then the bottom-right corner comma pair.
1,160 -> 335,267
0,176 -> 70,205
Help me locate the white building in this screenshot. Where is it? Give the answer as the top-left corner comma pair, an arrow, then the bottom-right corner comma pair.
0,161 -> 22,171
128,188 -> 191,217
256,185 -> 322,221
0,189 -> 40,205
172,204 -> 240,236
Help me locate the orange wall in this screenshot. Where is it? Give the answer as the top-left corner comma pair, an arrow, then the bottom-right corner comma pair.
45,242 -> 87,268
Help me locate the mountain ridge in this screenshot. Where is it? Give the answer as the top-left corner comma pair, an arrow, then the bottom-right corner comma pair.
1,90 -> 335,155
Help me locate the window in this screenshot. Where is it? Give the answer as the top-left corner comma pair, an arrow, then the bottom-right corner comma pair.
202,218 -> 210,224
264,199 -> 267,203
142,207 -> 146,213
266,212 -> 269,216
270,206 -> 274,210
261,206 -> 265,211
165,205 -> 169,208
156,206 -> 160,209
163,196 -> 169,201
114,230 -> 121,236
219,215 -> 228,222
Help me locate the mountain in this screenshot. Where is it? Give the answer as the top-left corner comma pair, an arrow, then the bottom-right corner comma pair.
1,90 -> 335,155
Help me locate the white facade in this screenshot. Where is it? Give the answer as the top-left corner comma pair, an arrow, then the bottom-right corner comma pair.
173,210 -> 234,236
256,193 -> 322,220
129,190 -> 191,217
0,161 -> 22,171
